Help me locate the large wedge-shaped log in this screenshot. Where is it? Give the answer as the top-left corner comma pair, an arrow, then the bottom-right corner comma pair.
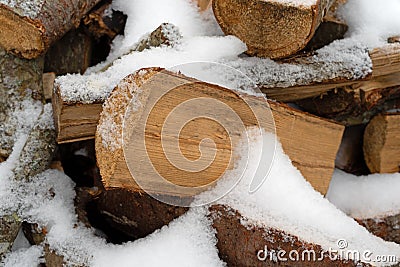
212,0 -> 334,59
0,0 -> 101,59
95,68 -> 344,196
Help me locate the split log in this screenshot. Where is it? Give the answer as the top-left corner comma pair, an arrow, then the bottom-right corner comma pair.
296,72 -> 400,125
212,0 -> 335,59
43,72 -> 56,101
363,113 -> 400,174
53,23 -> 182,144
335,125 -> 369,175
0,48 -> 44,158
82,0 -> 127,40
44,28 -> 92,75
0,0 -> 102,59
210,205 -> 359,266
94,68 -> 343,196
262,43 -> 400,102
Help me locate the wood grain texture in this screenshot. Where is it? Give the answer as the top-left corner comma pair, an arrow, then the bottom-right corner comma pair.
0,0 -> 101,59
212,0 -> 334,59
363,113 -> 400,173
95,68 -> 343,196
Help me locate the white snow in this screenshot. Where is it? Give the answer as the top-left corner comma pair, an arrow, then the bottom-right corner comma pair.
0,0 -> 44,18
340,0 -> 400,47
198,129 -> 400,265
327,170 -> 400,220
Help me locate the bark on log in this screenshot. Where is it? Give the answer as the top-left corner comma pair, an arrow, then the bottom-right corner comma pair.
82,0 -> 127,40
0,0 -> 102,59
212,0 -> 335,59
52,23 -> 182,144
305,0 -> 348,51
263,43 -> 400,102
296,72 -> 400,125
210,205 -> 361,266
357,214 -> 400,245
0,48 -> 44,158
44,28 -> 92,75
95,68 -> 343,196
363,113 -> 400,174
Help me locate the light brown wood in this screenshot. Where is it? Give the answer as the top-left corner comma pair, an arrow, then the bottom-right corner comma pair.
95,68 -> 344,196
195,0 -> 212,11
0,0 -> 101,59
42,72 -> 55,101
363,113 -> 400,174
212,0 -> 334,59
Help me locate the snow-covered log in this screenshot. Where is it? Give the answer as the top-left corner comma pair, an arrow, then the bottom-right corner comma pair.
95,68 -> 343,197
212,0 -> 335,59
0,0 -> 101,59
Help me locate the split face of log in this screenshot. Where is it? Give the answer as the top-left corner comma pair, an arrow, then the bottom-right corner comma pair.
0,0 -> 102,59
363,113 -> 400,174
95,68 -> 343,198
212,0 -> 334,59
209,205 -> 360,267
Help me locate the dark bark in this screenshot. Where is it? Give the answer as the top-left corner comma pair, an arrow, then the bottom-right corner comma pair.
44,28 -> 92,75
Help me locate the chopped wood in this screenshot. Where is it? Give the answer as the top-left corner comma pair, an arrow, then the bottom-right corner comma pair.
335,125 -> 369,175
212,0 -> 335,59
262,43 -> 400,102
42,72 -> 56,101
82,0 -> 127,40
363,113 -> 400,174
210,205 -> 359,266
296,72 -> 400,125
44,28 -> 92,75
94,68 -> 343,196
0,0 -> 101,59
96,189 -> 187,240
53,23 -> 182,144
357,213 -> 400,245
305,0 -> 348,51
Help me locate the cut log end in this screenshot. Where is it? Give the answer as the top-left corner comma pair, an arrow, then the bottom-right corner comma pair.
0,6 -> 44,59
212,0 -> 330,59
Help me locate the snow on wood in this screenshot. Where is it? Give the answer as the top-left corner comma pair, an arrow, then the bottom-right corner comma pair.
0,0 -> 101,59
212,0 -> 334,59
95,68 -> 343,196
363,112 -> 400,174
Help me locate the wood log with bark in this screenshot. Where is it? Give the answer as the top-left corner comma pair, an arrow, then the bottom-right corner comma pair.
0,0 -> 102,59
210,205 -> 360,266
0,47 -> 56,257
363,113 -> 400,174
212,0 -> 335,59
94,68 -> 343,197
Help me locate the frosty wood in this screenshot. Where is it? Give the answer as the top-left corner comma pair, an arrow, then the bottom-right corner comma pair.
212,0 -> 334,59
363,113 -> 400,174
0,0 -> 101,59
95,68 -> 344,196
262,43 -> 400,102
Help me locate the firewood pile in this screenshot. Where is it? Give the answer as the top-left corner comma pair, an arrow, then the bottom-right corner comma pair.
0,0 -> 399,266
